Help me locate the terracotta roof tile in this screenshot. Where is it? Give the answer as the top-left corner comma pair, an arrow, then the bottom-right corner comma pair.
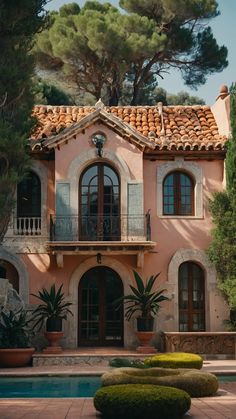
31,104 -> 227,151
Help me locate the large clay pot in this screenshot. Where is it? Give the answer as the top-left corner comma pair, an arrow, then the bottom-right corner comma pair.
0,348 -> 35,368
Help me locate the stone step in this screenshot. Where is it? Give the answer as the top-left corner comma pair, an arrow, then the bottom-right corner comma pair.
32,351 -> 155,367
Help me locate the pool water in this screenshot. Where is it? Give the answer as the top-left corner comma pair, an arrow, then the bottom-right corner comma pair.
0,376 -> 101,398
218,375 -> 236,382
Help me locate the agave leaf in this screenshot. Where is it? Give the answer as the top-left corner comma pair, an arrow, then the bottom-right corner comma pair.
145,272 -> 161,293
133,271 -> 145,294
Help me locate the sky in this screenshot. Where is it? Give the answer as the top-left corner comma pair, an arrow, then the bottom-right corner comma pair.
46,0 -> 235,105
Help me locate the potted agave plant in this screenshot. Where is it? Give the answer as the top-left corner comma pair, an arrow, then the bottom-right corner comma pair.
31,284 -> 73,353
0,308 -> 35,367
117,271 -> 169,352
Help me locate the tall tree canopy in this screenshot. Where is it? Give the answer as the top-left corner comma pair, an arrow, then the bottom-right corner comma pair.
208,85 -> 236,325
0,0 -> 48,242
35,0 -> 227,105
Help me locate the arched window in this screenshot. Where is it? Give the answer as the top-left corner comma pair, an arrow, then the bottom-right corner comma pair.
0,262 -> 19,293
179,262 -> 205,331
17,171 -> 41,235
79,163 -> 120,240
163,171 -> 194,215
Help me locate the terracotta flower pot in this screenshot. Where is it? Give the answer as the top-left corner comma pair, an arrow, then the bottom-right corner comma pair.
43,331 -> 64,354
0,348 -> 35,368
136,331 -> 156,354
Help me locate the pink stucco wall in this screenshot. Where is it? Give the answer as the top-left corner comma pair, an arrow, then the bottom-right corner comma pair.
55,123 -> 143,181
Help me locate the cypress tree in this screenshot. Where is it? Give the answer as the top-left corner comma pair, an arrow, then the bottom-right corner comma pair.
0,1 -> 48,242
208,85 -> 236,326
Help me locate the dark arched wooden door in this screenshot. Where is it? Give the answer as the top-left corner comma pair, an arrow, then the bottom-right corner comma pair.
78,266 -> 123,346
179,262 -> 205,331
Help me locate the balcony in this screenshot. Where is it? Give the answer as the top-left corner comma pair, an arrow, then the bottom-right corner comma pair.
13,217 -> 42,236
50,214 -> 152,242
48,214 -> 156,268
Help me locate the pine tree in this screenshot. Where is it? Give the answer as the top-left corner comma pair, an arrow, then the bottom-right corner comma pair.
35,0 -> 227,105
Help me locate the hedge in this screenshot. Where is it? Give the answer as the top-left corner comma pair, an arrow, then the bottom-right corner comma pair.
94,384 -> 191,419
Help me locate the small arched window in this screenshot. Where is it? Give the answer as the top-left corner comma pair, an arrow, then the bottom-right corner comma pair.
178,262 -> 205,332
163,171 -> 194,215
17,171 -> 41,218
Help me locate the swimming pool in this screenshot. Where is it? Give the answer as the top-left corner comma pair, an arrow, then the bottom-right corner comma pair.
218,375 -> 236,382
1,374 -> 235,398
0,376 -> 101,398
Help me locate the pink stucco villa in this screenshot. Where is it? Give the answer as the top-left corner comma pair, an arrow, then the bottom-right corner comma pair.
0,85 -> 231,351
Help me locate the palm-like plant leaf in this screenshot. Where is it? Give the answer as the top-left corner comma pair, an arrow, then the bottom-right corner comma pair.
114,270 -> 169,321
31,284 -> 73,330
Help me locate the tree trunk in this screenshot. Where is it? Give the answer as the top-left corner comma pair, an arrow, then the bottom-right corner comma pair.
130,84 -> 140,106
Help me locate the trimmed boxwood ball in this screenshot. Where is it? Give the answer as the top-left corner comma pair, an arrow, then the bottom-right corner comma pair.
101,367 -> 218,397
144,352 -> 203,369
94,384 -> 191,419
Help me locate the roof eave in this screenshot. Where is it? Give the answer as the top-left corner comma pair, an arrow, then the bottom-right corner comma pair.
40,108 -> 155,151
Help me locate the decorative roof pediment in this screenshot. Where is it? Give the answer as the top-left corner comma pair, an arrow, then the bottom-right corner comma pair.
32,107 -> 155,152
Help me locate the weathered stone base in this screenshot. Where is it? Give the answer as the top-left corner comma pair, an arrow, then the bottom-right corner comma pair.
32,352 -> 152,367
164,332 -> 236,359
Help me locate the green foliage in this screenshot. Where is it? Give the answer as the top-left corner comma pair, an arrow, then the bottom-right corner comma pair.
31,284 -> 73,330
109,357 -> 147,368
0,0 -> 48,242
0,308 -> 33,348
144,352 -> 203,369
34,78 -> 73,105
208,85 -> 236,322
115,270 -> 169,321
166,91 -> 205,106
121,83 -> 205,106
101,367 -> 218,397
34,0 -> 227,105
226,83 -> 236,193
94,383 -> 191,419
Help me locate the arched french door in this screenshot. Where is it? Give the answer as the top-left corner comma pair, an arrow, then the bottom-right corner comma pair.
79,163 -> 120,241
78,266 -> 123,346
178,262 -> 205,331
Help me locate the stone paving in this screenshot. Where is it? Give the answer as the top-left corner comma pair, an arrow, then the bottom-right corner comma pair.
0,360 -> 236,418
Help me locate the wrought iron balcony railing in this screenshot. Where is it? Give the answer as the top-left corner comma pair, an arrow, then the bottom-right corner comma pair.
50,213 -> 151,242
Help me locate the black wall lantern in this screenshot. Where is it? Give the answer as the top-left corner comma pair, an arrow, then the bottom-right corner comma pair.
97,253 -> 102,264
91,133 -> 106,157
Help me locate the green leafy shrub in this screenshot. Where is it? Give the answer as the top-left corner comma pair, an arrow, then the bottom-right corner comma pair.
0,308 -> 33,348
94,384 -> 191,419
144,352 -> 203,369
31,284 -> 73,331
109,358 -> 147,368
101,367 -> 218,397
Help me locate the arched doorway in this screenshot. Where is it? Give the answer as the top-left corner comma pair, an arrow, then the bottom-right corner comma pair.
78,266 -> 123,346
0,260 -> 19,293
79,163 -> 120,240
178,261 -> 205,331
